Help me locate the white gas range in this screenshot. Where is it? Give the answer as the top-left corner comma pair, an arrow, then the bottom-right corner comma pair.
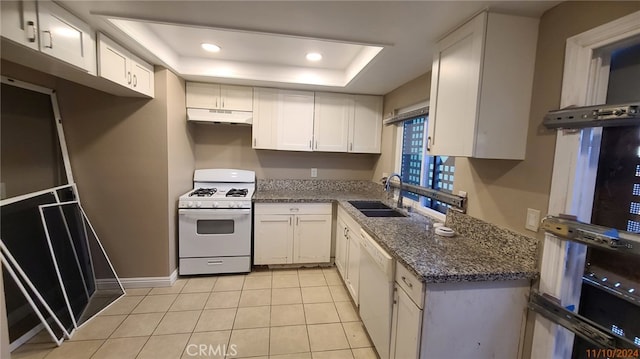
178,169 -> 255,275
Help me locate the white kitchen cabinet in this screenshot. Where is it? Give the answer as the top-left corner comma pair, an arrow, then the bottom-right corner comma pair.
390,265 -> 423,359
252,87 -> 278,149
335,216 -> 348,277
428,11 -> 538,160
336,206 -> 361,304
186,82 -> 253,111
254,203 -> 331,265
313,92 -> 352,152
351,95 -> 383,153
313,92 -> 382,153
97,33 -> 154,97
1,0 -> 38,51
276,90 -> 315,151
254,214 -> 292,265
1,0 -> 96,74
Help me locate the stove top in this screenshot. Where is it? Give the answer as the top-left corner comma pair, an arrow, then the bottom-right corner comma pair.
179,169 -> 255,209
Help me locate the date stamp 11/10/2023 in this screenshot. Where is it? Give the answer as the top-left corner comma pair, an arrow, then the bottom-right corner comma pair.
585,348 -> 640,358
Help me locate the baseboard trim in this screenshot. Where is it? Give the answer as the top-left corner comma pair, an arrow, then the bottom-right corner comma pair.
119,269 -> 178,288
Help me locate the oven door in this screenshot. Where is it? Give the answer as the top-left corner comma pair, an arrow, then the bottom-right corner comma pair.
178,208 -> 251,257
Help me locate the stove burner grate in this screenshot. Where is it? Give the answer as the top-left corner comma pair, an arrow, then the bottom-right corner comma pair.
226,188 -> 249,197
189,188 -> 217,197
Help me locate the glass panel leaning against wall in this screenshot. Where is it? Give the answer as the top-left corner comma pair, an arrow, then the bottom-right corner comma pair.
397,115 -> 455,214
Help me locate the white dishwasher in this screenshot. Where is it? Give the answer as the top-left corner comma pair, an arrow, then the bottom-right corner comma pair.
359,229 -> 394,359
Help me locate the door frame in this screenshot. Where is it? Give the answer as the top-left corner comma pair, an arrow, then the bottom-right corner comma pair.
531,10 -> 640,359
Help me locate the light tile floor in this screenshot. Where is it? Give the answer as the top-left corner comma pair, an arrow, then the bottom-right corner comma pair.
12,267 -> 379,359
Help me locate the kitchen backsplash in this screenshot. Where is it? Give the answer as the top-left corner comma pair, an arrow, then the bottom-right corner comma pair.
257,179 -> 385,193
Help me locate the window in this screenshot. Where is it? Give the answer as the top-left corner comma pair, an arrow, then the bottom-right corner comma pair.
396,113 -> 455,214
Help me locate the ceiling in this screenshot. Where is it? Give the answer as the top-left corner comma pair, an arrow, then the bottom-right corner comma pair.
60,1 -> 560,95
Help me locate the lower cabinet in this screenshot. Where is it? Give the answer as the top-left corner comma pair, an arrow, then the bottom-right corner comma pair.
389,261 -> 530,359
254,203 -> 331,265
336,206 -> 361,304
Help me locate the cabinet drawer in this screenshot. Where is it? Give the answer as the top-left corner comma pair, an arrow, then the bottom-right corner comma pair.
395,262 -> 425,309
255,203 -> 331,215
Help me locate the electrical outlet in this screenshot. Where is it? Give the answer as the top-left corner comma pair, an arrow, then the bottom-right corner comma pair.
311,168 -> 318,178
525,208 -> 541,232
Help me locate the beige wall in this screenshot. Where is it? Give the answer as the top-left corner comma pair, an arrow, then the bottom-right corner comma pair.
454,1 -> 640,237
1,60 -> 175,278
195,125 -> 377,180
375,2 -> 640,238
165,70 -> 193,272
373,73 -> 431,180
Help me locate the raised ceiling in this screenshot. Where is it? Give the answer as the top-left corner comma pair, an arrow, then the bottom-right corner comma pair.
60,1 -> 559,95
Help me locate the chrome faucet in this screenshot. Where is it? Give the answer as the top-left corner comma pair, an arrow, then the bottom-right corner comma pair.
385,173 -> 403,208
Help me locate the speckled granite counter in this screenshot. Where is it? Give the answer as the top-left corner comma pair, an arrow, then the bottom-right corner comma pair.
253,180 -> 538,284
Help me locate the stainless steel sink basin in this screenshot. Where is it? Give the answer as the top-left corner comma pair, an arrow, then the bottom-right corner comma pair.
348,201 -> 392,210
359,209 -> 407,218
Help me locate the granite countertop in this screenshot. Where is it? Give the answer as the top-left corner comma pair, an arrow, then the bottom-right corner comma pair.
253,185 -> 538,284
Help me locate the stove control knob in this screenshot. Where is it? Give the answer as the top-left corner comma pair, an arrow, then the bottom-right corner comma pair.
187,201 -> 194,208
196,202 -> 202,208
212,202 -> 219,208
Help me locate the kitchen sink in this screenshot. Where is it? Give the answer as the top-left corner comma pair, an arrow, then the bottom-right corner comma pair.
348,201 -> 393,210
359,209 -> 407,218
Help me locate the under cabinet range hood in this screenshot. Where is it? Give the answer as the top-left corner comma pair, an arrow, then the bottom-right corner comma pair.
187,108 -> 253,125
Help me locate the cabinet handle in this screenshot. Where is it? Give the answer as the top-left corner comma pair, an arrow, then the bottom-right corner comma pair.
253,138 -> 256,147
296,217 -> 299,226
343,227 -> 347,236
26,21 -> 36,43
426,136 -> 432,151
215,98 -> 218,108
132,74 -> 137,87
207,260 -> 223,265
127,72 -> 132,85
222,99 -> 225,108
309,140 -> 312,149
290,208 -> 299,212
43,30 -> 52,48
401,276 -> 414,288
315,140 -> 318,149
289,217 -> 292,226
349,143 -> 353,151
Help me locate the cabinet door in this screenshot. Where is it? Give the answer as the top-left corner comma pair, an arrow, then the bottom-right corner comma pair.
131,59 -> 154,97
254,214 -> 293,264
220,85 -> 253,111
1,0 -> 38,51
427,12 -> 485,157
313,92 -> 352,152
38,1 -> 95,73
277,90 -> 314,151
186,82 -> 220,109
335,216 -> 348,279
346,227 -> 360,304
252,88 -> 278,149
390,286 -> 422,359
351,95 -> 382,153
97,33 -> 130,88
294,214 -> 331,263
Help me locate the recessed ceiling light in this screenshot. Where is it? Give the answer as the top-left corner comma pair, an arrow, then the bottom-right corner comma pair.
306,52 -> 322,61
201,43 -> 221,53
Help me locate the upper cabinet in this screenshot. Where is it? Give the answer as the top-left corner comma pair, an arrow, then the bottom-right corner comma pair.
427,11 -> 538,160
277,90 -> 315,151
98,33 -> 154,97
2,0 -> 96,74
186,83 -> 253,111
351,95 -> 383,153
314,92 -> 353,152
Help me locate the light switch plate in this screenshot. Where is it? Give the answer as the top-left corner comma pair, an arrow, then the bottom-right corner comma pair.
311,168 -> 318,178
525,208 -> 541,232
